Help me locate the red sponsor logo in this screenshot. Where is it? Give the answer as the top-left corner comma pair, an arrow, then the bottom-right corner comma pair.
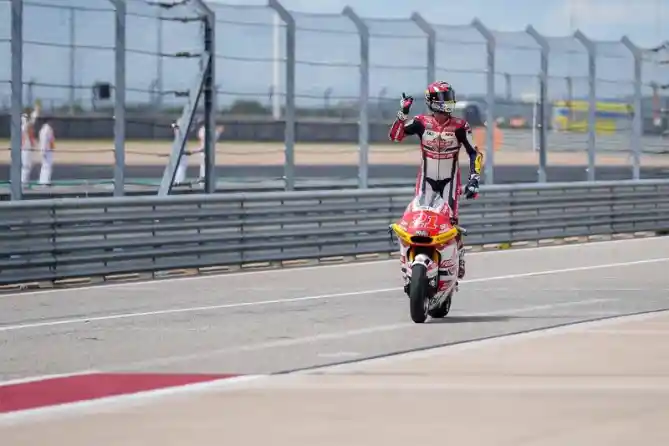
439,259 -> 455,269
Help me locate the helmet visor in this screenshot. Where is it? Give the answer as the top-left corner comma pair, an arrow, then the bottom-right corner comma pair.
427,89 -> 455,103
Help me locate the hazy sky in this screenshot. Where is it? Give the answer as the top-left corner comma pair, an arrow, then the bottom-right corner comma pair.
218,0 -> 668,46
1,0 -> 667,110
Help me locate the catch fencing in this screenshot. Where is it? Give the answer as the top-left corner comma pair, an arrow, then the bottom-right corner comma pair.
1,0 -> 668,197
1,0 -> 212,199
1,179 -> 668,287
210,3 -> 669,187
0,0 -> 203,115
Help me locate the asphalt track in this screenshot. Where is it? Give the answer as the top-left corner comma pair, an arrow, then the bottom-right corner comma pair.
2,163 -> 669,184
1,236 -> 668,443
1,236 -> 668,381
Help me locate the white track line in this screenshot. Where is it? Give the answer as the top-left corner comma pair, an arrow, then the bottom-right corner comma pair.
1,257 -> 666,333
0,370 -> 99,387
0,287 -> 398,332
0,235 -> 663,299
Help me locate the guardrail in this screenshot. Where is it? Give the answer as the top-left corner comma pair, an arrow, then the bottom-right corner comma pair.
1,179 -> 669,287
0,178 -> 417,201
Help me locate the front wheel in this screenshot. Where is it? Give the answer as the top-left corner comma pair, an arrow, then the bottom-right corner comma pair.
409,263 -> 429,323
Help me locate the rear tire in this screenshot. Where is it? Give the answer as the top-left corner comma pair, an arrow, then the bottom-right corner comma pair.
409,263 -> 429,323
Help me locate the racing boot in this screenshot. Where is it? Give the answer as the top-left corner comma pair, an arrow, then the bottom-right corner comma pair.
457,236 -> 466,280
402,266 -> 410,295
400,255 -> 410,295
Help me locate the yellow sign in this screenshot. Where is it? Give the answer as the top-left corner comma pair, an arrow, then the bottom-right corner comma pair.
552,100 -> 632,134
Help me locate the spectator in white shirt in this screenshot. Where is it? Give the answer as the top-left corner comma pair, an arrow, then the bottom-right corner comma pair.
20,103 -> 40,184
196,122 -> 224,181
38,118 -> 56,186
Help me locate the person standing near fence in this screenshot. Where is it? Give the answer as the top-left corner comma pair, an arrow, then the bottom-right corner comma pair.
169,120 -> 223,185
196,121 -> 224,181
171,122 -> 188,185
38,118 -> 56,186
20,102 -> 40,185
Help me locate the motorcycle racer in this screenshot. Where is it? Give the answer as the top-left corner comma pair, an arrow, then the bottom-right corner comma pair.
388,80 -> 483,281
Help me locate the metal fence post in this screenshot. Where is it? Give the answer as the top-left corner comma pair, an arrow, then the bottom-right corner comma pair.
575,30 -> 597,182
503,73 -> 511,99
69,7 -> 76,115
527,25 -> 549,183
343,6 -> 369,189
472,19 -> 496,185
621,36 -> 643,180
268,0 -> 295,191
156,10 -> 164,109
10,0 -> 23,200
565,76 -> 574,122
190,0 -> 217,193
271,11 -> 282,120
650,82 -> 659,126
158,2 -> 213,196
108,0 -> 126,196
411,12 -> 436,85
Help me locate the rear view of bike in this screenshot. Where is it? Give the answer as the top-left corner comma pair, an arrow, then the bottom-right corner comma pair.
390,203 -> 463,323
408,257 -> 447,323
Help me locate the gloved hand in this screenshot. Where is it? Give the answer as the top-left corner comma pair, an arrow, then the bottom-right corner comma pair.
397,93 -> 413,121
464,173 -> 480,199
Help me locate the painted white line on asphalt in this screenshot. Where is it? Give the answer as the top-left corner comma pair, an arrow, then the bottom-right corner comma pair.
463,257 -> 669,285
0,370 -> 100,387
0,235 -> 663,298
0,287 -> 400,332
1,257 -> 667,333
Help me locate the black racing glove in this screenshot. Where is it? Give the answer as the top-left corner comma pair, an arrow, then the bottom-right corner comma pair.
397,93 -> 414,121
464,173 -> 480,199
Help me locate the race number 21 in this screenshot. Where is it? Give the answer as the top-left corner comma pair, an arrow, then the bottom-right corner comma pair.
413,213 -> 437,229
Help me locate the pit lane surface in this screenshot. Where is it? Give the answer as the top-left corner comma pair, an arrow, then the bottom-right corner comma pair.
1,236 -> 668,382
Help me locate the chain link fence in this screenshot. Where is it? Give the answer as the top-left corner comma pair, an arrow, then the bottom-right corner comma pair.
209,3 -> 278,115
0,0 -> 9,108
1,0 -> 211,199
0,0 -> 202,113
9,0 -> 116,112
641,44 -> 669,154
2,0 -> 668,198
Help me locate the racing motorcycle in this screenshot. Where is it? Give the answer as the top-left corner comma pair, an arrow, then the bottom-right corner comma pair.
389,193 -> 466,323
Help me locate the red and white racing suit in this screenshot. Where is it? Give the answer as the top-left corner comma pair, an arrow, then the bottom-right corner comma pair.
389,113 -> 483,283
389,113 -> 482,220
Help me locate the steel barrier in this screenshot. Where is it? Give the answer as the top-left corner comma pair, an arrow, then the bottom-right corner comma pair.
1,179 -> 669,287
0,178 -> 417,201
